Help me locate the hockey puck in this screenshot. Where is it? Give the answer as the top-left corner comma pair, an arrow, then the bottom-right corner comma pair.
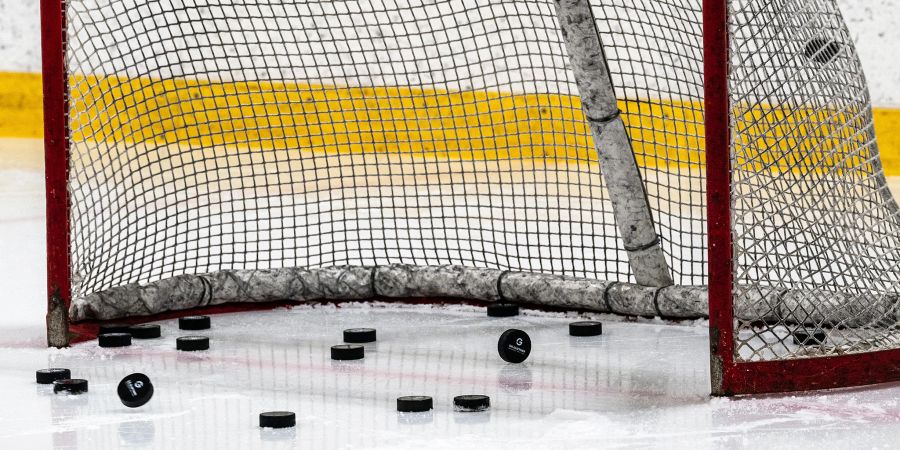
179,315 -> 211,330
331,344 -> 364,360
36,368 -> 71,384
569,321 -> 603,337
397,396 -> 433,413
176,336 -> 210,351
99,323 -> 132,335
805,37 -> 842,64
498,329 -> 531,363
53,379 -> 88,395
453,395 -> 490,412
259,411 -> 296,428
343,328 -> 376,343
487,303 -> 519,317
792,328 -> 827,346
99,333 -> 132,348
117,373 -> 154,408
129,324 -> 161,339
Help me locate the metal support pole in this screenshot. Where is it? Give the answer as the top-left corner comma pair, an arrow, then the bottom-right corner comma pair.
554,0 -> 674,287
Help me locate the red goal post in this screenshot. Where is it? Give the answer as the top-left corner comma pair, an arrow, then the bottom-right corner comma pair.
41,0 -> 900,396
704,0 -> 900,395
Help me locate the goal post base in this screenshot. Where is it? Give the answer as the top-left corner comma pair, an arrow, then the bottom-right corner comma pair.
69,265 -> 897,329
713,346 -> 900,396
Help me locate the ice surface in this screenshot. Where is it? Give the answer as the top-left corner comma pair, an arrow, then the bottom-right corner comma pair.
2,304 -> 900,449
4,164 -> 900,449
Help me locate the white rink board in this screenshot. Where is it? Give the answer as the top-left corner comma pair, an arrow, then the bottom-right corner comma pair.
1,0 -> 897,106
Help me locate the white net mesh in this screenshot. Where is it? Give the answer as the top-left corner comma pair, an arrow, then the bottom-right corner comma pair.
728,0 -> 900,361
60,0 -> 900,363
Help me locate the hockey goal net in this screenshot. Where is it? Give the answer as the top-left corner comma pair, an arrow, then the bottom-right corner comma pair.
41,0 -> 900,395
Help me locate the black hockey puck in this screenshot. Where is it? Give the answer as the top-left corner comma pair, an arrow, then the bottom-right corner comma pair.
453,395 -> 490,412
129,324 -> 161,339
397,396 -> 433,413
569,321 -> 603,337
498,329 -> 531,363
487,303 -> 519,317
792,328 -> 827,346
179,315 -> 211,330
36,368 -> 71,384
53,378 -> 88,395
176,336 -> 210,351
99,332 -> 132,348
343,328 -> 376,343
259,411 -> 296,429
99,323 -> 132,335
331,344 -> 364,360
804,37 -> 842,64
117,373 -> 154,408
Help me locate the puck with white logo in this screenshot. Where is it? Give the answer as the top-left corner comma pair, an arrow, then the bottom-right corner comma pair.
487,303 -> 519,317
453,395 -> 490,412
176,336 -> 209,351
99,333 -> 132,348
331,344 -> 364,360
497,329 -> 531,363
99,323 -> 132,335
53,378 -> 88,395
36,368 -> 71,384
792,328 -> 827,346
259,411 -> 296,428
343,328 -> 376,343
569,321 -> 603,337
129,324 -> 161,339
117,373 -> 154,408
179,315 -> 211,330
397,396 -> 433,413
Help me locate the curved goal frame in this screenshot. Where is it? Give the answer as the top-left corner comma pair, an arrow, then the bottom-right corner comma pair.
703,0 -> 900,396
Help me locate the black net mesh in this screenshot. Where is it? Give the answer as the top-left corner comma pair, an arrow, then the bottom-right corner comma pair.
61,0 -> 900,362
65,0 -> 704,295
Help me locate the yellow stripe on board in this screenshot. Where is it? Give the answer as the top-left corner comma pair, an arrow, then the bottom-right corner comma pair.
876,108 -> 900,173
70,75 -> 598,163
0,72 -> 43,140
2,71 -> 900,174
66,74 -> 707,169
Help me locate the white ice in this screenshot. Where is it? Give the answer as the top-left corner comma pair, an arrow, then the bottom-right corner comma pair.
2,163 -> 900,449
